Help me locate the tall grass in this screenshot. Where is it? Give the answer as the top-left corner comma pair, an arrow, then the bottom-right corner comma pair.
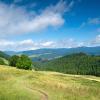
0,65 -> 100,100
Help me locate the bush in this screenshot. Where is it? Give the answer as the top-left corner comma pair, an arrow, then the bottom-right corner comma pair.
9,55 -> 19,67
16,55 -> 32,70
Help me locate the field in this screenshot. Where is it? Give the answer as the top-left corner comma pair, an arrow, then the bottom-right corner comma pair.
0,65 -> 100,100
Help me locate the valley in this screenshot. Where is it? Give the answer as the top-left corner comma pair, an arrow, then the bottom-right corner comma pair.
0,0 -> 100,100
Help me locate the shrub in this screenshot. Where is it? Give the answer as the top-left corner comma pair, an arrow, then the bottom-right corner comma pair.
16,55 -> 32,70
9,55 -> 19,67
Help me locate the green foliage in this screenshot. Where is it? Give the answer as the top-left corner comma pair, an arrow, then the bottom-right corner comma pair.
9,55 -> 19,67
9,55 -> 32,70
34,53 -> 100,76
0,58 -> 5,65
0,51 -> 10,60
16,55 -> 32,70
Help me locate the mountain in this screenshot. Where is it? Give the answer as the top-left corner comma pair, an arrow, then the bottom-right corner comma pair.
5,48 -> 68,61
5,46 -> 100,61
5,51 -> 16,56
34,53 -> 100,76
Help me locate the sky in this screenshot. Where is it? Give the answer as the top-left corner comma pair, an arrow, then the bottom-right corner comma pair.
0,0 -> 100,51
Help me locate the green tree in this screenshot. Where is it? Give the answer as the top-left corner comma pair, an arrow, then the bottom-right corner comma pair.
16,55 -> 32,70
34,53 -> 100,76
9,55 -> 19,67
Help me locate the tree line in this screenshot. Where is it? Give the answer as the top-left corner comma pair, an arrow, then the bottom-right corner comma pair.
34,53 -> 100,76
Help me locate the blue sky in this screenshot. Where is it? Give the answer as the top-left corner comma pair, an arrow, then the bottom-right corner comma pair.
0,0 -> 100,51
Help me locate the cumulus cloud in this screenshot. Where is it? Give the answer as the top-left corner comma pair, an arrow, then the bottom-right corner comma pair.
0,39 -> 38,51
0,39 -> 54,51
0,0 -> 74,36
41,41 -> 55,47
0,34 -> 100,51
0,38 -> 83,51
56,38 -> 84,48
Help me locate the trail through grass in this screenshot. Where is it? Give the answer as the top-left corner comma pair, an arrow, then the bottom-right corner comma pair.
0,65 -> 100,100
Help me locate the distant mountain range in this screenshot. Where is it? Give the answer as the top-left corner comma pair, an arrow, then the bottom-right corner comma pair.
5,46 -> 100,61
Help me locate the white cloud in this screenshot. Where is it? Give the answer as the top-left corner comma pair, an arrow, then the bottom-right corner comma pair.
44,0 -> 74,14
0,39 -> 38,51
55,38 -> 84,48
95,35 -> 100,43
90,34 -> 100,45
0,38 -> 83,51
0,0 -> 74,36
41,41 -> 55,47
0,39 -> 55,51
0,35 -> 100,51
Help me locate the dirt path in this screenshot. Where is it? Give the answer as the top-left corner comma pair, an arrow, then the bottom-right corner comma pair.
31,70 -> 49,100
17,74 -> 49,100
67,74 -> 100,82
26,87 -> 48,100
82,77 -> 100,82
36,89 -> 48,100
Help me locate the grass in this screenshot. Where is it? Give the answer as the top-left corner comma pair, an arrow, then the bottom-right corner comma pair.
0,57 -> 9,65
0,65 -> 100,100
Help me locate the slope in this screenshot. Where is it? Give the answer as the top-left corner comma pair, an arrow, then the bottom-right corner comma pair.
0,65 -> 100,100
34,53 -> 100,76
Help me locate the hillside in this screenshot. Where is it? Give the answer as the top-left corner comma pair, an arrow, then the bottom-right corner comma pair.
0,51 -> 10,65
34,53 -> 100,76
0,65 -> 100,100
5,48 -> 68,61
5,46 -> 100,61
0,51 -> 10,60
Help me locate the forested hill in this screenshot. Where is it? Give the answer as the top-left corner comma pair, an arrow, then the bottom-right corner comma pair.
0,51 -> 10,60
34,53 -> 100,76
0,51 -> 10,65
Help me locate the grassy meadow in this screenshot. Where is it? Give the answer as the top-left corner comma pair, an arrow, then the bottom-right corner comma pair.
0,65 -> 100,100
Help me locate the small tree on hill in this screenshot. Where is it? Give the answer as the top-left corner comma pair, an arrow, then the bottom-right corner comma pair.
9,55 -> 19,67
16,55 -> 32,70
